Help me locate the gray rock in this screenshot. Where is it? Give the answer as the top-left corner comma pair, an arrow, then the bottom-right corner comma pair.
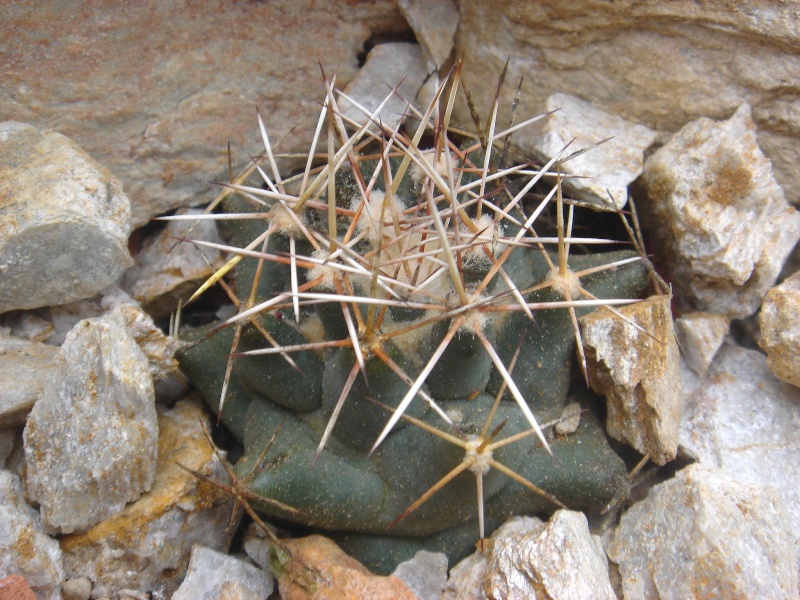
172,545 -> 273,600
0,470 -> 64,600
580,295 -> 681,465
23,312 -> 157,534
759,269 -> 800,387
338,43 -> 430,132
641,104 -> 800,318
392,550 -> 448,600
398,0 -> 460,69
679,341 -> 800,567
123,209 -> 227,320
0,331 -> 58,427
443,514 -> 615,600
607,464 -> 798,599
674,312 -> 730,377
452,1 -> 800,205
107,303 -> 179,382
61,577 -> 92,600
60,397 -> 239,599
534,93 -> 656,208
0,122 -> 133,313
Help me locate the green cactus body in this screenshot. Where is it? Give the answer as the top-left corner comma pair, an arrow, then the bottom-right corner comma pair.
176,78 -> 650,573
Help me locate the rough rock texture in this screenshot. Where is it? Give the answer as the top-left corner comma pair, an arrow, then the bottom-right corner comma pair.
172,545 -> 273,600
534,93 -> 656,208
0,331 -> 58,427
392,550 -> 449,600
674,312 -> 730,377
640,104 -> 800,318
759,270 -> 800,387
0,121 -> 132,312
452,1 -> 800,205
273,535 -> 418,600
443,514 -> 615,600
0,575 -> 36,600
680,342 -> 800,564
107,303 -> 179,381
338,43 -> 430,132
0,471 -> 64,600
0,1 -> 406,226
123,209 -> 227,320
23,312 -> 157,534
607,464 -> 798,599
580,295 -> 681,465
60,397 -> 239,599
397,0 -> 459,69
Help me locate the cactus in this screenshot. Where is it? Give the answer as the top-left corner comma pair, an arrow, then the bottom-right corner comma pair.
174,63 -> 649,573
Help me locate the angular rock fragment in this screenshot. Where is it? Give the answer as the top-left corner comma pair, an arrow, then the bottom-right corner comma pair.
398,0 -> 459,69
674,312 -> 730,377
392,550 -> 448,600
0,471 -> 64,600
108,303 -> 179,381
273,535 -> 418,600
759,270 -> 800,387
337,43 -> 429,132
607,464 -> 798,599
123,208 -> 227,320
23,312 -> 157,534
60,397 -> 239,599
0,332 -> 58,427
443,513 -> 615,600
0,122 -> 133,312
533,93 -> 657,208
172,545 -> 273,600
580,295 -> 681,464
680,341 -> 800,558
641,104 -> 800,318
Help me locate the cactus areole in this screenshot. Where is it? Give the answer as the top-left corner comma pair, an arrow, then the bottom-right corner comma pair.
176,63 -> 649,573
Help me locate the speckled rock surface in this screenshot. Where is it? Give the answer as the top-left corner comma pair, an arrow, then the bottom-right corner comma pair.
172,545 -> 273,600
0,331 -> 58,427
674,312 -> 730,377
759,269 -> 800,387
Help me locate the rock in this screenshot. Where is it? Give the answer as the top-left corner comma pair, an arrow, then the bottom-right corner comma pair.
759,270 -> 800,387
1,1 -> 406,226
640,104 -> 800,318
554,401 -> 581,436
23,312 -> 158,534
534,93 -> 656,209
172,545 -> 273,600
580,295 -> 681,465
674,312 -> 730,377
123,209 -> 227,320
6,313 -> 54,343
679,341 -> 800,564
337,43 -> 430,132
452,1 -> 800,205
273,535 -> 418,600
0,575 -> 35,600
60,397 -> 239,599
107,303 -> 179,382
0,332 -> 58,427
607,464 -> 798,599
392,550 -> 448,600
0,121 -> 133,312
397,0 -> 460,69
242,522 -> 272,573
442,513 -> 615,600
61,577 -> 92,600
0,471 -> 64,600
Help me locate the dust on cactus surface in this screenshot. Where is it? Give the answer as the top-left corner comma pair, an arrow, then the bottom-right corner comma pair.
173,60 -> 651,574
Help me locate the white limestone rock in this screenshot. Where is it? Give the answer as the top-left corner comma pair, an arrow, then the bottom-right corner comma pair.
60,397 -> 239,599
398,0 -> 459,69
0,331 -> 58,427
172,545 -> 273,600
607,464 -> 798,599
338,43 -> 430,132
0,122 -> 133,313
679,341 -> 800,566
580,295 -> 681,465
0,470 -> 64,600
641,104 -> 800,318
392,550 -> 448,600
759,269 -> 800,387
23,312 -> 157,534
674,312 -> 730,377
534,93 -> 657,208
